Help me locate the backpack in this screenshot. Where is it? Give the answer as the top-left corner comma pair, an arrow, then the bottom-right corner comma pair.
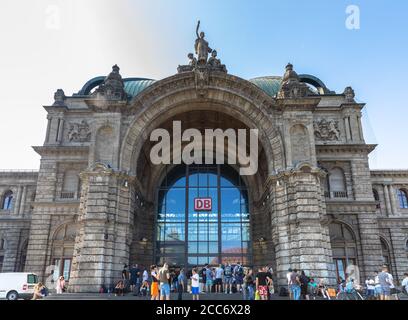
225,266 -> 232,276
235,266 -> 244,277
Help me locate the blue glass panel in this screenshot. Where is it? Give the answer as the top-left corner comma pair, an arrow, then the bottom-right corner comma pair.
164,223 -> 185,241
221,188 -> 241,219
208,172 -> 217,186
198,242 -> 208,254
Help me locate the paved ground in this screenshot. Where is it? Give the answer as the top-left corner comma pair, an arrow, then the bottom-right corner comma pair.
44,292 -> 283,300
42,291 -> 407,301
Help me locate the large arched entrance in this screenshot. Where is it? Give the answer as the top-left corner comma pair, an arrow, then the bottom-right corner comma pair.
155,163 -> 251,268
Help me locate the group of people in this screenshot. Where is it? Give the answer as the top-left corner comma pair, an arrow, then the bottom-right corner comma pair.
363,265 -> 408,300
112,263 -> 408,301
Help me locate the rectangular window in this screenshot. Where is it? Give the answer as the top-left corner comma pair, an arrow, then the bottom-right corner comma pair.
0,256 -> 3,272
27,274 -> 38,284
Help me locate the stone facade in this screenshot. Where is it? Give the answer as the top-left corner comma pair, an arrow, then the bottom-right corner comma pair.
1,50 -> 407,292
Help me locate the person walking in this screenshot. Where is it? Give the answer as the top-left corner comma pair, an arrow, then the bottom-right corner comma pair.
177,268 -> 186,300
191,268 -> 200,300
299,270 -> 310,300
55,276 -> 65,294
264,266 -> 274,299
365,278 -> 375,300
158,263 -> 171,300
150,265 -> 160,300
289,269 -> 301,300
378,265 -> 392,300
374,271 -> 382,300
129,264 -> 140,295
215,264 -> 224,293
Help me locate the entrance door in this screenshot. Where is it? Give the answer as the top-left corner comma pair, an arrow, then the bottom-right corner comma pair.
155,164 -> 251,268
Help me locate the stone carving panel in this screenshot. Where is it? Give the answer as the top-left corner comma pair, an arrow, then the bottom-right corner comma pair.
314,119 -> 340,141
67,120 -> 91,142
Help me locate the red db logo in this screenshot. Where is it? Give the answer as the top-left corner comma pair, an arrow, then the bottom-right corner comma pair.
194,198 -> 212,211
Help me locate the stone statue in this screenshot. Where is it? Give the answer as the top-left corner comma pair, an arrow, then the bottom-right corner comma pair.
188,53 -> 197,67
67,120 -> 91,142
195,20 -> 212,64
208,50 -> 220,67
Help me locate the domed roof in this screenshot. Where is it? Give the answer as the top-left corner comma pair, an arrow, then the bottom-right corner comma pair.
249,76 -> 282,97
75,77 -> 156,98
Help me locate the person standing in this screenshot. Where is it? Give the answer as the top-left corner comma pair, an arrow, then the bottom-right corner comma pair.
286,268 -> 293,299
158,263 -> 171,300
121,264 -> 129,293
378,265 -> 392,300
264,266 -> 274,299
224,263 -> 233,294
150,265 -> 160,300
191,268 -> 200,300
401,273 -> 408,296
374,271 -> 382,299
365,278 -> 375,300
255,267 -> 271,300
234,262 -> 244,293
215,264 -> 224,293
299,270 -> 310,300
56,276 -> 65,294
200,265 -> 207,293
205,266 -> 213,293
177,269 -> 186,300
243,268 -> 255,300
129,264 -> 140,295
289,269 -> 301,300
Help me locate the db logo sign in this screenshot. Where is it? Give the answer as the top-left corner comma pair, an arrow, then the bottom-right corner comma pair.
194,198 -> 212,211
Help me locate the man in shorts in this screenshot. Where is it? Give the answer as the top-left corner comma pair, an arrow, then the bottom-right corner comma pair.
224,263 -> 234,294
205,265 -> 213,293
214,264 -> 224,293
256,267 -> 272,300
158,263 -> 171,300
234,262 -> 245,293
378,265 -> 392,300
191,268 -> 200,300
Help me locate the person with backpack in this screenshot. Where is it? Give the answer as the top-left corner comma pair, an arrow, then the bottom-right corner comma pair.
224,263 -> 234,294
214,264 -> 224,293
205,266 -> 213,293
234,262 -> 244,293
177,268 -> 186,300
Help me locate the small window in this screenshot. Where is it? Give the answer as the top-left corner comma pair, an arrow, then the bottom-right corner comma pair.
0,239 -> 4,250
373,189 -> 380,201
27,274 -> 38,284
2,190 -> 13,210
397,189 -> 408,209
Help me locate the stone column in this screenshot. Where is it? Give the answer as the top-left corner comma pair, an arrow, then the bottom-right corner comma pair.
24,160 -> 58,279
389,227 -> 408,283
14,186 -> 22,215
69,164 -> 134,293
45,116 -> 52,144
388,185 -> 398,215
271,168 -> 336,287
19,186 -> 27,216
383,184 -> 391,215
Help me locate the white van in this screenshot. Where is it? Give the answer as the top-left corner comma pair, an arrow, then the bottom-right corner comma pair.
0,272 -> 38,300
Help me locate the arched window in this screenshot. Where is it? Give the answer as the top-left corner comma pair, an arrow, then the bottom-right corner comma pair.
61,170 -> 79,199
2,190 -> 13,210
329,222 -> 357,281
328,168 -> 347,198
51,223 -> 78,281
397,189 -> 408,209
380,238 -> 391,267
156,164 -> 250,267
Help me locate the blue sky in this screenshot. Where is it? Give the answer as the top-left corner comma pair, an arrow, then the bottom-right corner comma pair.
0,0 -> 407,169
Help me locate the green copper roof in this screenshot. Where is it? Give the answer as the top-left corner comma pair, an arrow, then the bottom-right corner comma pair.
249,76 -> 282,97
124,78 -> 156,98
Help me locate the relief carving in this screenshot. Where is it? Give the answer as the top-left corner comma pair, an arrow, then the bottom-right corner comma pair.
314,119 -> 340,141
67,120 -> 91,142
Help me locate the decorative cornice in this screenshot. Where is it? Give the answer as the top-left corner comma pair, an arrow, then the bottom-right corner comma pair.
326,201 -> 377,214
316,144 -> 377,154
370,170 -> 408,178
32,146 -> 89,156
